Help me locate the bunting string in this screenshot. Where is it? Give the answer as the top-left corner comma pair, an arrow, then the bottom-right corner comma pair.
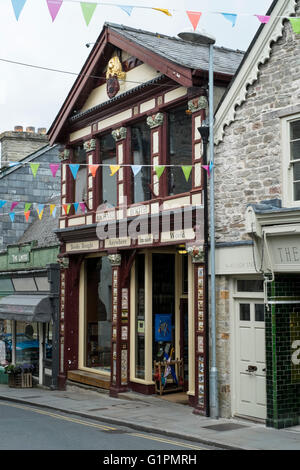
5,0 -> 300,33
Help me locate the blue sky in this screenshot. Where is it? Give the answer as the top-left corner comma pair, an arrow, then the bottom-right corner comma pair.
0,0 -> 273,135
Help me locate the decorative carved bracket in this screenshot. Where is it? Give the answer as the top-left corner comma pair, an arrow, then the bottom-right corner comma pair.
83,139 -> 96,152
108,253 -> 122,267
188,96 -> 208,113
59,149 -> 70,161
187,245 -> 205,263
147,112 -> 164,129
112,127 -> 127,142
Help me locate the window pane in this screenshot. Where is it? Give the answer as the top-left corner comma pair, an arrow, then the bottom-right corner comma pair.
101,134 -> 117,207
290,121 -> 300,140
168,105 -> 192,195
12,277 -> 37,292
74,146 -> 87,203
131,122 -> 151,203
240,304 -> 250,321
16,322 -> 39,376
294,182 -> 300,201
293,161 -> 300,181
0,278 -> 14,292
255,304 -> 264,322
290,140 -> 300,160
135,254 -> 145,379
237,280 -> 263,292
85,257 -> 112,372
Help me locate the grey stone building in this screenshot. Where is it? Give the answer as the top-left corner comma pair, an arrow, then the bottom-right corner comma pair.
211,0 -> 300,428
0,134 -> 60,249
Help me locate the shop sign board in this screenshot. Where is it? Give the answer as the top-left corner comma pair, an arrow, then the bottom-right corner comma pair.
66,240 -> 99,252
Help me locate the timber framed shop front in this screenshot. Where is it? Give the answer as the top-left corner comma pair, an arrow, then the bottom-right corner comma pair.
48,22 -> 243,413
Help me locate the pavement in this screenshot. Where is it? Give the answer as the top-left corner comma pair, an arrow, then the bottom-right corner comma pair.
0,382 -> 300,450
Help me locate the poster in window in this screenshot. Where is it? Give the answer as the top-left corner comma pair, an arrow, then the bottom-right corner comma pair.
154,314 -> 172,342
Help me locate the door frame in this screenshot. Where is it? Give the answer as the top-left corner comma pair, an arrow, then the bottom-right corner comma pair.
230,278 -> 265,419
179,297 -> 189,391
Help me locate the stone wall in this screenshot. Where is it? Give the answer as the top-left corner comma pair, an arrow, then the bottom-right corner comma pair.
0,129 -> 48,166
214,16 -> 300,244
0,145 -> 60,250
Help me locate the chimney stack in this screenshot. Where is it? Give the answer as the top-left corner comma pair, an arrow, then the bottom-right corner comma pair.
0,125 -> 49,167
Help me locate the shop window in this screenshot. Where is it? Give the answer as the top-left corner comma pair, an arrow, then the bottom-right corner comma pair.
135,254 -> 145,379
12,277 -> 37,292
35,277 -> 50,291
85,257 -> 112,373
152,254 -> 175,365
168,105 -> 192,196
237,280 -> 263,292
73,145 -> 87,203
16,322 -> 39,376
100,134 -> 117,207
131,121 -> 151,203
290,120 -> 300,201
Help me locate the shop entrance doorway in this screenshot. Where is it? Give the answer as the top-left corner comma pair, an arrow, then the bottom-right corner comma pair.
152,253 -> 187,397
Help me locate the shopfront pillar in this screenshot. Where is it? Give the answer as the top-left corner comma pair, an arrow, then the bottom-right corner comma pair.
108,253 -> 130,397
188,245 -> 208,415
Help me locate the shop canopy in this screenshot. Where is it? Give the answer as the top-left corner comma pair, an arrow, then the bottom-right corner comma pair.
0,295 -> 52,322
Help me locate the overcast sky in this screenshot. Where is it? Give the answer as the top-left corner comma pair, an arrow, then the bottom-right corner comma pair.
0,0 -> 274,135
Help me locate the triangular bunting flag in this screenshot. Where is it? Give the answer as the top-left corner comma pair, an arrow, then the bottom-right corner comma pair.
202,165 -> 210,177
89,164 -> 99,177
80,2 -> 97,26
181,165 -> 192,182
209,161 -> 214,173
9,212 -> 15,222
69,163 -> 80,179
11,0 -> 27,20
186,11 -> 202,31
221,13 -> 237,27
289,18 -> 300,34
0,200 -> 7,209
24,210 -> 30,222
8,162 -> 19,167
30,163 -> 40,178
131,165 -> 142,177
110,165 -> 120,176
152,8 -> 172,16
118,5 -> 133,16
46,0 -> 63,22
37,204 -> 45,220
10,202 -> 19,212
62,204 -> 71,215
73,202 -> 79,213
50,204 -> 57,217
255,15 -> 270,24
50,163 -> 60,177
155,165 -> 165,180
24,202 -> 32,212
79,202 -> 86,213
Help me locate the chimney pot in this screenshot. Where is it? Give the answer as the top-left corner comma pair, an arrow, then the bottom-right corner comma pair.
38,127 -> 47,135
14,125 -> 23,132
26,126 -> 35,133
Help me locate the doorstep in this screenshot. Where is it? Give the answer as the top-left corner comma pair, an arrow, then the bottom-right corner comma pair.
67,370 -> 110,390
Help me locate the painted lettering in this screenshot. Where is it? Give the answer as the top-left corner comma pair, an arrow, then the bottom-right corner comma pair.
291,340 -> 300,366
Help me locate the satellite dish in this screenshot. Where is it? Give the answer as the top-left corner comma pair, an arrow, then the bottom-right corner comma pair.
177,28 -> 215,45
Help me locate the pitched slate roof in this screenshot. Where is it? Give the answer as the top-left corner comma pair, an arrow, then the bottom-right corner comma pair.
107,23 -> 244,76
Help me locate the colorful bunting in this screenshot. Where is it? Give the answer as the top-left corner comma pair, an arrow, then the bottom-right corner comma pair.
24,210 -> 30,222
50,163 -> 60,177
46,0 -> 63,22
155,165 -> 165,180
118,5 -> 134,16
69,163 -> 80,179
80,2 -> 97,26
0,201 -> 7,209
186,11 -> 202,31
110,165 -> 120,176
131,165 -> 142,177
89,164 -> 99,177
50,204 -> 57,217
79,202 -> 86,213
202,165 -> 210,177
73,202 -> 79,213
181,165 -> 192,182
10,201 -> 19,212
255,15 -> 271,24
9,212 -> 15,222
152,8 -> 172,17
24,202 -> 32,212
30,163 -> 40,178
8,162 -> 20,167
37,204 -> 44,220
11,0 -> 27,21
209,161 -> 214,173
221,13 -> 237,27
289,18 -> 300,34
62,203 -> 71,215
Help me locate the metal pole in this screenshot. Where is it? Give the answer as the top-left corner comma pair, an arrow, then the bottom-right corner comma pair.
208,42 -> 219,419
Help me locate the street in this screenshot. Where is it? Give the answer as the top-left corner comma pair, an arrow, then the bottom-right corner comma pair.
0,400 -> 219,451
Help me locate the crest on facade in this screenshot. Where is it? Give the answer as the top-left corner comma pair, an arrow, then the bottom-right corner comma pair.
106,56 -> 126,99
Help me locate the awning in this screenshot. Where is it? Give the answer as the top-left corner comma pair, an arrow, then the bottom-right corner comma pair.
0,295 -> 52,322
